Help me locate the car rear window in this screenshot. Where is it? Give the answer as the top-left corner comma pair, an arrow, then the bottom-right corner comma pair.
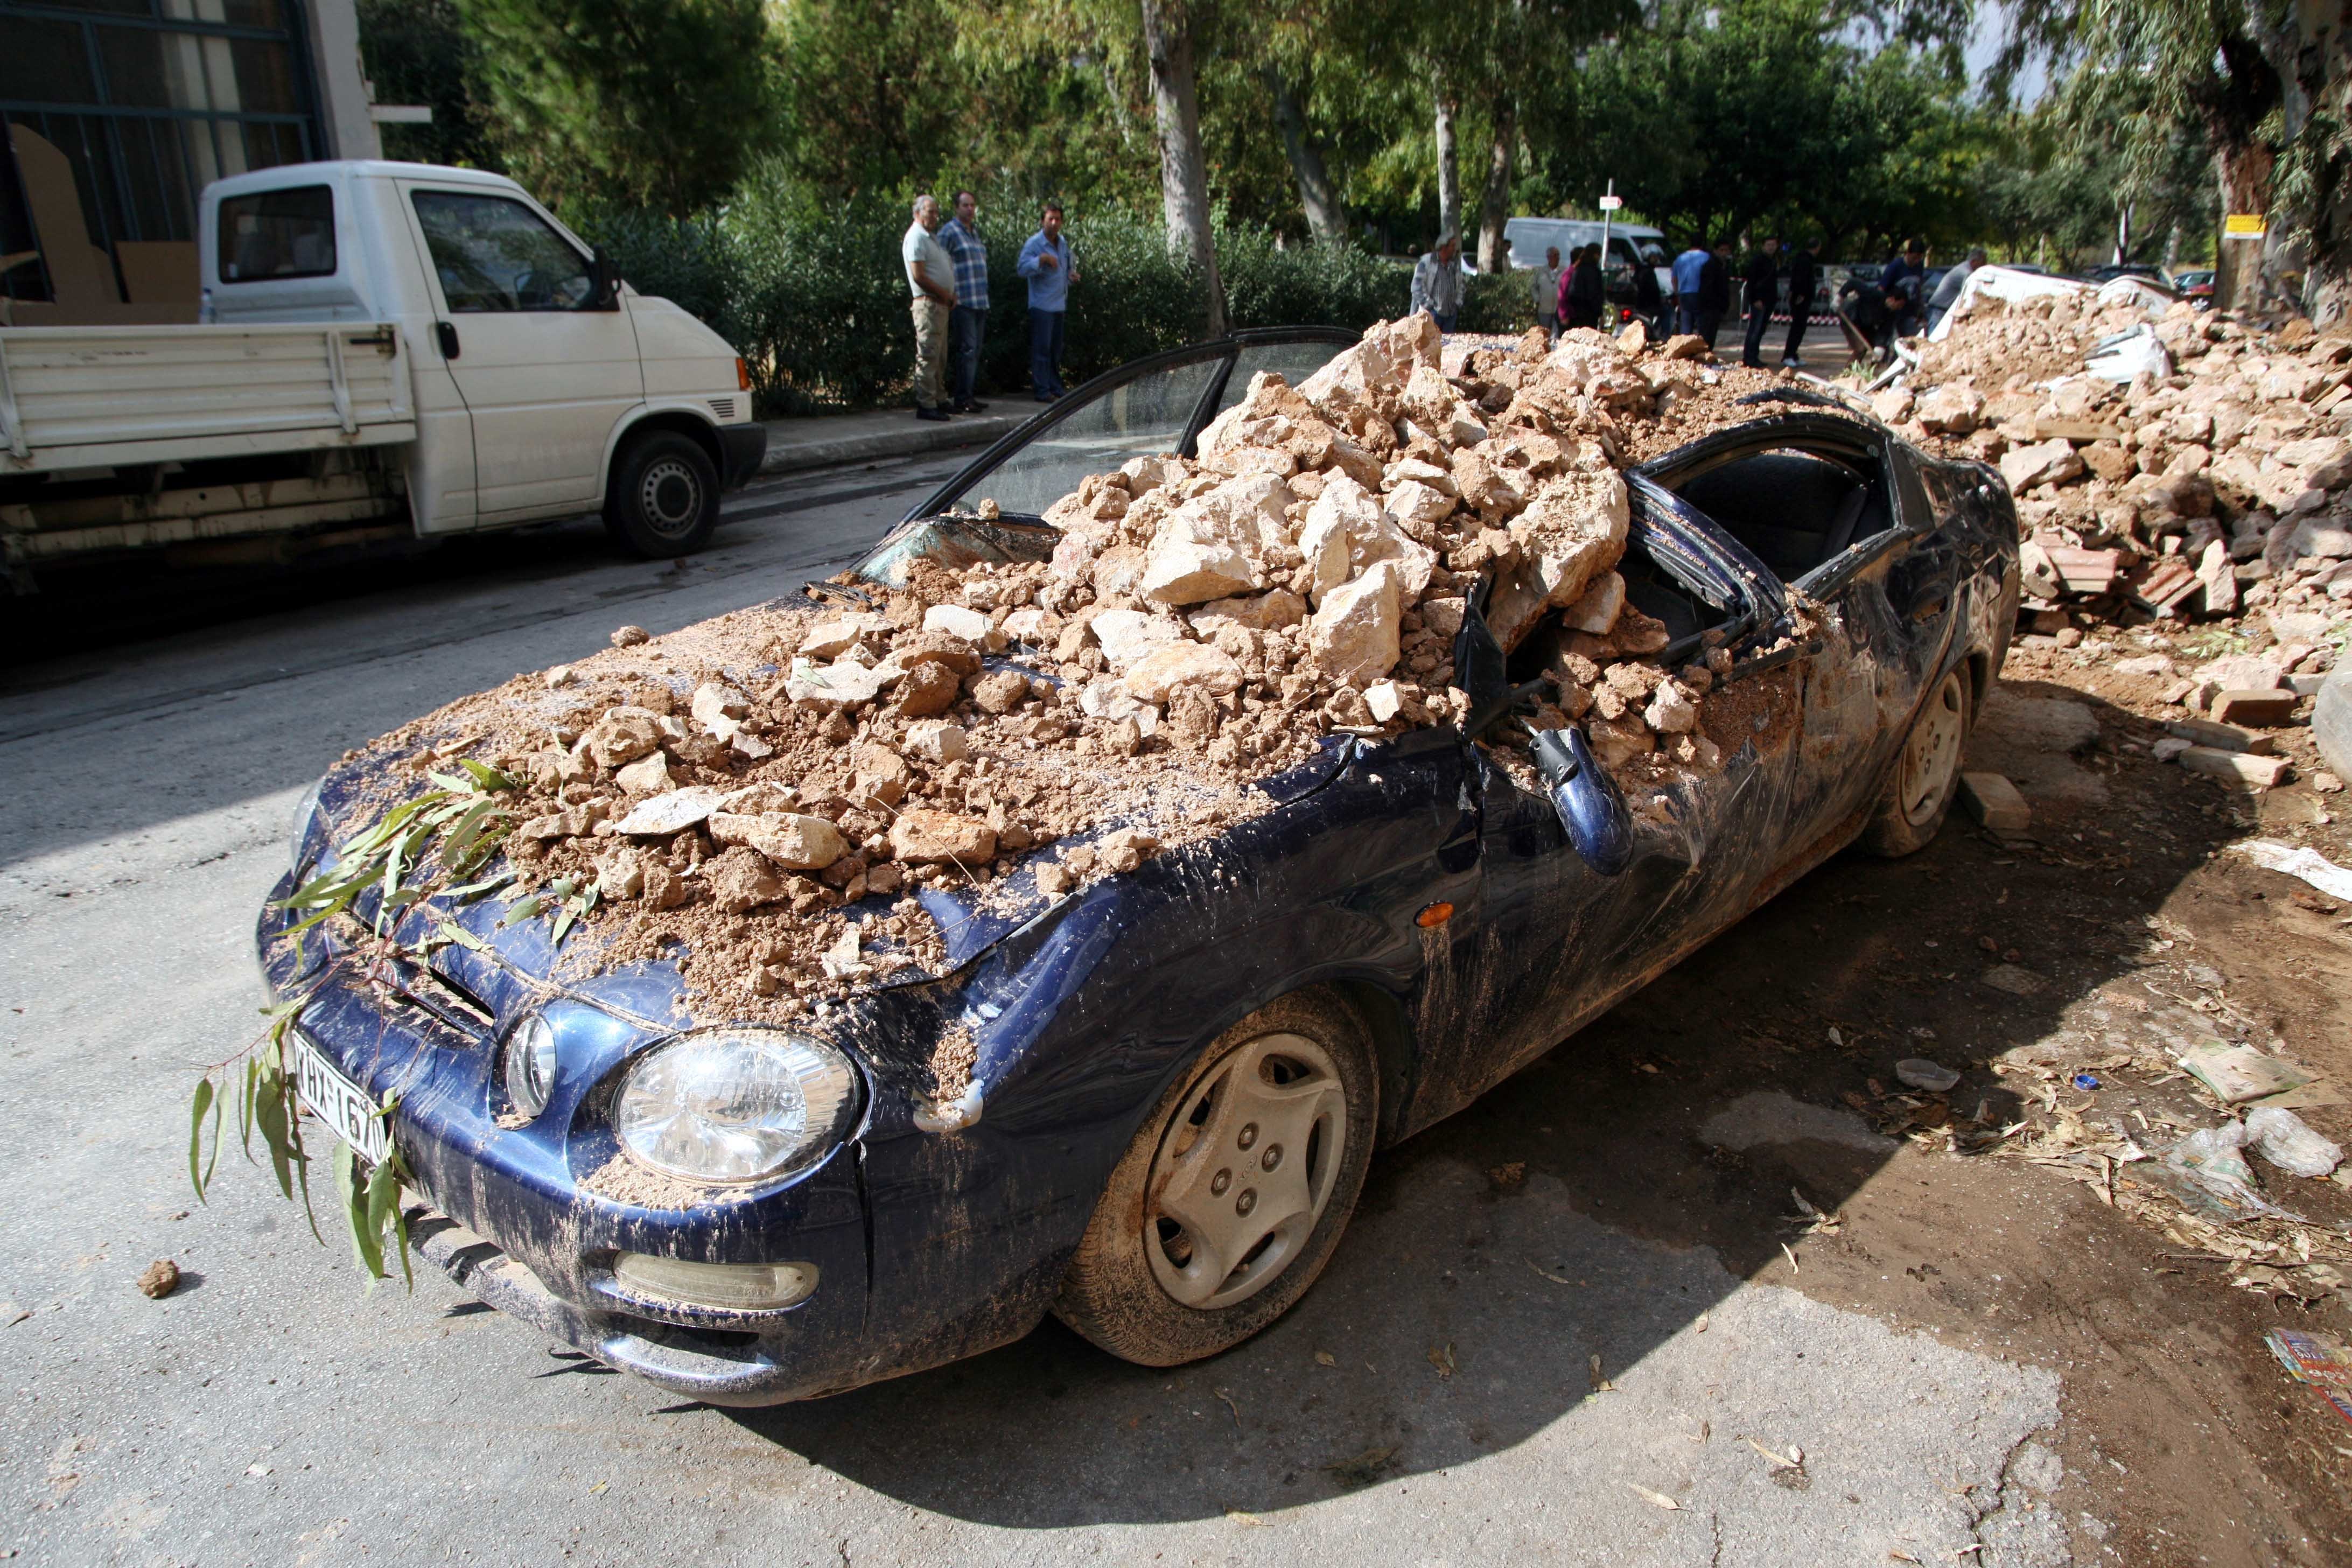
218,185 -> 335,282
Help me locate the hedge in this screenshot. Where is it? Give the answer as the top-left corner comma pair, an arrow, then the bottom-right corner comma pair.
577,181 -> 1434,417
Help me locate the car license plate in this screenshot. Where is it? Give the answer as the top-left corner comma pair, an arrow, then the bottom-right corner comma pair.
290,1029 -> 390,1166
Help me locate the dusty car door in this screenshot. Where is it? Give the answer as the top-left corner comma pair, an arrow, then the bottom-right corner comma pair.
1644,412 -> 1962,853
1403,488 -> 1803,1130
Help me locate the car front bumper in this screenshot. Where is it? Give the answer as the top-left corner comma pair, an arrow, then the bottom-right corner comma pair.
253,867 -> 901,1406
718,422 -> 767,489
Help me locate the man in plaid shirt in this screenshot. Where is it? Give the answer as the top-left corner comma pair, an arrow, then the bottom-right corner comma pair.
939,191 -> 991,415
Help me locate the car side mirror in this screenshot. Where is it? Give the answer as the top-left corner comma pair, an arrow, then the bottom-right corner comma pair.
1529,726 -> 1634,876
589,247 -> 621,311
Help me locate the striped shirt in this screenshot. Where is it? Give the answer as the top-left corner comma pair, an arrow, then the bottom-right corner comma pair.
938,218 -> 989,310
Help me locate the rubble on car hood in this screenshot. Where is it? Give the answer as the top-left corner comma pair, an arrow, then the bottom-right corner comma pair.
303,316 -> 1813,1072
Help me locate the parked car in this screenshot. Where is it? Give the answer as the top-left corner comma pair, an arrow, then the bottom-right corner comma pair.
2175,269 -> 2217,308
257,333 -> 2021,1406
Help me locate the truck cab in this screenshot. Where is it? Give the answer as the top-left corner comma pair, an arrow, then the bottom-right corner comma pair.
199,162 -> 763,554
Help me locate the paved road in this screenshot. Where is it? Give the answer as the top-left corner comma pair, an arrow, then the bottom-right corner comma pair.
0,453 -> 2075,1566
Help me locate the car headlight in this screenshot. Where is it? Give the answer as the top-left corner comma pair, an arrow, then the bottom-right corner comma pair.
288,778 -> 324,871
506,1012 -> 560,1119
614,1031 -> 858,1185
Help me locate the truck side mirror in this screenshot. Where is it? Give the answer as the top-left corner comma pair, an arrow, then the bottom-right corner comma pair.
1529,725 -> 1634,876
589,247 -> 621,311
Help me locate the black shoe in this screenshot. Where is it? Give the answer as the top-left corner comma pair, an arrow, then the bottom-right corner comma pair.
915,406 -> 950,422
1034,392 -> 1055,402
954,399 -> 991,414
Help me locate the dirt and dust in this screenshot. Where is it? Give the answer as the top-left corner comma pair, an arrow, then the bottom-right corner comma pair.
1397,627 -> 2352,1565
325,315 -> 1826,1027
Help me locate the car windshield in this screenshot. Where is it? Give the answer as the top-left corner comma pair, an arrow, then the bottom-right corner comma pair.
946,355 -> 1222,520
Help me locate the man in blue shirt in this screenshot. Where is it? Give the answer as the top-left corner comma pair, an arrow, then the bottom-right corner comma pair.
1671,239 -> 1710,336
937,190 -> 991,415
1017,203 -> 1079,401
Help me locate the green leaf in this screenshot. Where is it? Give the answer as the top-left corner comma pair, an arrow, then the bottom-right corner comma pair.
239,1056 -> 260,1161
498,894 -> 544,928
189,1077 -> 216,1201
255,1061 -> 295,1201
440,868 -> 514,902
432,918 -> 489,953
457,758 -> 518,792
363,1153 -> 402,1286
334,1142 -> 384,1280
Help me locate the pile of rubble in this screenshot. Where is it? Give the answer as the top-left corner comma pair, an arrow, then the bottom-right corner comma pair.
1878,284 -> 2347,719
348,316 -> 1792,1032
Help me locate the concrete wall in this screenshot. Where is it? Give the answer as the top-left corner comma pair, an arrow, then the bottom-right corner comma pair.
304,0 -> 383,163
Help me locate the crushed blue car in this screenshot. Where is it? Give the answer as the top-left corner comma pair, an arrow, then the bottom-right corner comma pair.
257,328 -> 2019,1404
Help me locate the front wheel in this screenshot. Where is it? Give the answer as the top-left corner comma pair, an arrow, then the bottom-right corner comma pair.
1053,991 -> 1377,1367
604,430 -> 719,558
1861,663 -> 1972,857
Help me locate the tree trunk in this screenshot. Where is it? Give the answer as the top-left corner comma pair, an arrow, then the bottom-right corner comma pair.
2287,15 -> 2352,327
1264,65 -> 1347,246
1476,97 -> 1516,274
1433,82 -> 1462,246
2214,139 -> 2276,315
1139,0 -> 1227,338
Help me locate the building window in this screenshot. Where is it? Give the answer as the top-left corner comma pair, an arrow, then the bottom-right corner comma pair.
0,0 -> 324,305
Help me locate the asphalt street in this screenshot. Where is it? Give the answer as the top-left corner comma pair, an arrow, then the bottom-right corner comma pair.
0,451 -> 2077,1566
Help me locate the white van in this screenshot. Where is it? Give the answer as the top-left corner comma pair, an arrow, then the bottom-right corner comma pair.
1502,217 -> 1673,302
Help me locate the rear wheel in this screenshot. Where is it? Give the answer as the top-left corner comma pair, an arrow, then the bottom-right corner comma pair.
604,430 -> 719,558
1861,663 -> 1972,857
1053,991 -> 1377,1366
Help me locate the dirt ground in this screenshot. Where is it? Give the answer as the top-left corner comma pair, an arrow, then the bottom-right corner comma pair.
1373,630 -> 2352,1566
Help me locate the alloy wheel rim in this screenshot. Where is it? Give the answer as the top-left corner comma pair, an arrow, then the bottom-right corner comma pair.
638,459 -> 703,537
1144,1033 -> 1346,1311
1898,670 -> 1966,825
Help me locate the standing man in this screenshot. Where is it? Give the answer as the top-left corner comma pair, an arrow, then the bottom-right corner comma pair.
902,194 -> 956,423
1927,246 -> 1986,333
1632,247 -> 1665,338
1695,237 -> 1733,350
1530,243 -> 1562,339
1411,232 -> 1464,330
1740,234 -> 1780,368
1672,236 -> 1710,335
1017,201 -> 1079,401
1781,236 -> 1818,367
1564,244 -> 1605,330
937,190 -> 991,415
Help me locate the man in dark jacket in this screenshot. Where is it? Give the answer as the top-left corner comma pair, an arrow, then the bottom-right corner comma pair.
1740,235 -> 1780,367
1781,238 -> 1818,367
1564,244 -> 1606,330
1695,239 -> 1733,348
1632,248 -> 1664,336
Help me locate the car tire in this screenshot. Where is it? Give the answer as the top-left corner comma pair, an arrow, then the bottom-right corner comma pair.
604,430 -> 719,558
1053,990 -> 1378,1367
1861,663 -> 1973,857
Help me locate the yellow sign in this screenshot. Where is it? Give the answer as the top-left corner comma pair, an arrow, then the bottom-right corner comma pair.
2224,213 -> 2267,237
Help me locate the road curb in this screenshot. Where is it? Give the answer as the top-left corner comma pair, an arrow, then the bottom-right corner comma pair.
756,412 -> 1030,476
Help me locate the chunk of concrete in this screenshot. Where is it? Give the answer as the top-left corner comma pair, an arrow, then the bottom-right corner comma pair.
2178,746 -> 2291,787
2210,689 -> 2299,726
1958,771 -> 2031,835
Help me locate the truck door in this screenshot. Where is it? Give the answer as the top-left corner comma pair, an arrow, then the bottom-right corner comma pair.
400,184 -> 643,519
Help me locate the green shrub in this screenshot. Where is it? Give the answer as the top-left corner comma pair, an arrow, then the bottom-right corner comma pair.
576,179 -> 1425,417
1458,270 -> 1538,334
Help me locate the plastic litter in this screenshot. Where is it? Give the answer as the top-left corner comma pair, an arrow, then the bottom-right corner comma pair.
2244,1105 -> 2344,1178
1895,1058 -> 1961,1093
2232,839 -> 2352,904
2155,1121 -> 2292,1221
2073,1073 -> 2101,1091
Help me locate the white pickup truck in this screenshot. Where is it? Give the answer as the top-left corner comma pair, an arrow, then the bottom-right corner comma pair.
0,161 -> 765,591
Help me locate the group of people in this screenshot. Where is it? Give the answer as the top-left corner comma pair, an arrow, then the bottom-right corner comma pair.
898,193 -> 1997,415
901,192 -> 1081,422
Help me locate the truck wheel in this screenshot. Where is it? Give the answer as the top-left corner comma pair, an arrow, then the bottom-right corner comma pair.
1053,990 -> 1377,1367
1861,663 -> 1972,857
605,431 -> 719,557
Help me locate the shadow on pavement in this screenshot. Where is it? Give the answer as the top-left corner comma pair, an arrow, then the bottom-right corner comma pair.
722,680 -> 2229,1527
